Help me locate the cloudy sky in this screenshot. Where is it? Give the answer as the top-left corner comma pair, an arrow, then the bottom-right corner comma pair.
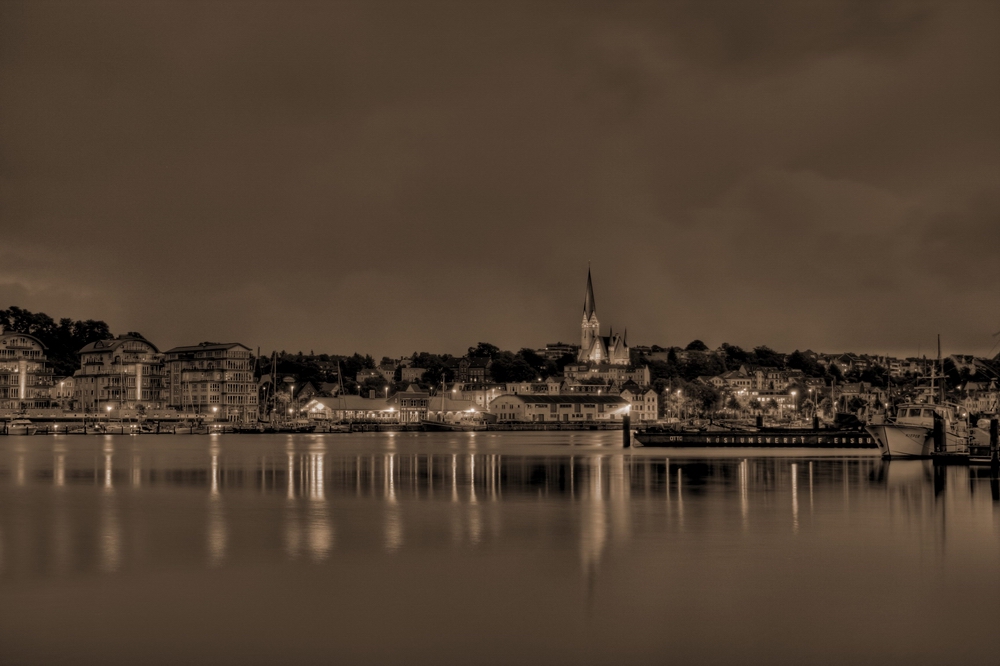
1,1 -> 997,358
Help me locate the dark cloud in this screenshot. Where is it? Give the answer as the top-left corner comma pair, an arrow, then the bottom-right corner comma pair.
1,1 -> 997,357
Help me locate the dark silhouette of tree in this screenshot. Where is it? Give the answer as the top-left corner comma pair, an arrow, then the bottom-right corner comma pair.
0,306 -> 113,377
467,342 -> 500,359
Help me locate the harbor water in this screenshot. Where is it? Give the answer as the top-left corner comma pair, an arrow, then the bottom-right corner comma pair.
1,432 -> 998,665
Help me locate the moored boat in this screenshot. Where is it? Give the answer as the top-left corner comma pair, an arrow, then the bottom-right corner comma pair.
5,418 -> 37,435
634,425 -> 875,448
865,403 -> 970,459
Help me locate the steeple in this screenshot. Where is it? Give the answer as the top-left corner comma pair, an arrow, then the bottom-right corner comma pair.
583,266 -> 596,319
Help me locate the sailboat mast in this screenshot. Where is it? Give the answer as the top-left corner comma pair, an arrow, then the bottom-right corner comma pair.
937,334 -> 945,404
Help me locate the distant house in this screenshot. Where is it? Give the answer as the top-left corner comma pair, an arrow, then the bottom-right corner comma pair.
377,363 -> 397,382
563,363 -> 649,385
449,357 -> 492,383
540,342 -> 580,361
400,367 -> 426,383
356,368 -> 381,383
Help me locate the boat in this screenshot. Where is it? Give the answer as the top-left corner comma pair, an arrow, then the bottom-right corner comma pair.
421,419 -> 486,432
865,335 -> 974,459
865,403 -> 970,458
634,424 -> 875,448
6,418 -> 37,435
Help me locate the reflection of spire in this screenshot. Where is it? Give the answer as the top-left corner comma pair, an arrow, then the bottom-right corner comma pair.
739,459 -> 748,529
55,453 -> 65,488
131,455 -> 141,488
100,485 -> 120,572
384,454 -> 402,551
307,453 -> 332,561
207,495 -> 226,566
580,457 -> 607,575
809,462 -> 814,513
791,463 -> 799,533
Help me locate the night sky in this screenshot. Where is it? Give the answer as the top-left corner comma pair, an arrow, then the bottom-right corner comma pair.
2,1 -> 998,358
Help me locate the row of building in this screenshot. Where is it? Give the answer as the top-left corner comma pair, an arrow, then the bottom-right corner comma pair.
0,332 -> 258,421
301,381 -> 656,425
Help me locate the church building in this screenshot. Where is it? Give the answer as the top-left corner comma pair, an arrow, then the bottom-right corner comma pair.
577,268 -> 630,365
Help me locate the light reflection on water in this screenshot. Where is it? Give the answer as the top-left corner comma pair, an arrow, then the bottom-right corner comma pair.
0,432 -> 998,664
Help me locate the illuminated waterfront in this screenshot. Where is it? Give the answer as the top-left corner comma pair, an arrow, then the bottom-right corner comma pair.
1,432 -> 998,665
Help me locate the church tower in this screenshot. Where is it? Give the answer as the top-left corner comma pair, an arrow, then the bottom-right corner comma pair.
579,268 -> 601,362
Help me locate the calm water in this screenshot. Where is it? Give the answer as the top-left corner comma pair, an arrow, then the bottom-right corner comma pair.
1,432 -> 998,665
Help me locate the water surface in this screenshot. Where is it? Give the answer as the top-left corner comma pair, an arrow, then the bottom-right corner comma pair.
1,432 -> 998,665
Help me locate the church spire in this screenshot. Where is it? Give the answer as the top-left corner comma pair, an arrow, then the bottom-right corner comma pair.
583,266 -> 596,319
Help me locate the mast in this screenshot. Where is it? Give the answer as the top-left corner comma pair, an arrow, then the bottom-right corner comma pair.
937,333 -> 945,404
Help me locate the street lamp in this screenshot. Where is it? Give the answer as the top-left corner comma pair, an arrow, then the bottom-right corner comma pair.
791,390 -> 798,414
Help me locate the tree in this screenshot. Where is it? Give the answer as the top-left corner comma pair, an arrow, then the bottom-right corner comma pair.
752,346 -> 784,368
517,348 -> 547,377
467,342 -> 499,359
490,351 -> 536,383
719,343 -> 750,369
685,339 -> 709,352
787,350 -> 823,377
0,306 -> 114,377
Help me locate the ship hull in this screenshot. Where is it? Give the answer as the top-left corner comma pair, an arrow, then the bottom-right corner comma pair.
634,429 -> 875,448
866,424 -> 931,458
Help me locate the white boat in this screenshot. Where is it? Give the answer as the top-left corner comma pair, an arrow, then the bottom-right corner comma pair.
866,403 -> 969,458
6,418 -> 37,435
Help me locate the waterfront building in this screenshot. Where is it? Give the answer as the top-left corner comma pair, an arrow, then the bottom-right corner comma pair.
577,268 -> 629,365
163,342 -> 257,422
73,335 -> 165,411
302,395 -> 395,423
425,396 -> 480,422
489,394 -> 629,423
620,382 -> 659,423
389,384 -> 429,423
0,332 -> 53,410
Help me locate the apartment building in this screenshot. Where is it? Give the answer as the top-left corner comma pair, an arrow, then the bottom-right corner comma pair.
163,342 -> 258,421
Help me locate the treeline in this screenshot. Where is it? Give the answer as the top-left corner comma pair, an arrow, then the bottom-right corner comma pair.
264,342 -> 579,396
0,306 -> 117,377
636,339 -> 885,388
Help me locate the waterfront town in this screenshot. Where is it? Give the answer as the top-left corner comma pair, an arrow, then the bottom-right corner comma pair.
2,271 -> 998,432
